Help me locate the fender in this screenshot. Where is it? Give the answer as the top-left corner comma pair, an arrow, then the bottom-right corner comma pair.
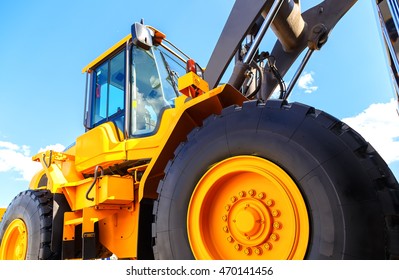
138,84 -> 247,201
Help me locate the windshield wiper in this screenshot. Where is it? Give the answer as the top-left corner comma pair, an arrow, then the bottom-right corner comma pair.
159,51 -> 180,97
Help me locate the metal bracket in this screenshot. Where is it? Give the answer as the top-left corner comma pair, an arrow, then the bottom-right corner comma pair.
85,166 -> 104,202
42,150 -> 53,168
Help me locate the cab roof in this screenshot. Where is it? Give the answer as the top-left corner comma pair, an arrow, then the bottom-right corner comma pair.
82,34 -> 132,73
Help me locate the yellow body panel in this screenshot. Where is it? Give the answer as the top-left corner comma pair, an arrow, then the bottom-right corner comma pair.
97,176 -> 134,205
178,71 -> 210,97
62,178 -> 96,210
60,175 -> 133,211
0,208 -> 6,223
29,169 -> 47,190
75,122 -> 126,173
31,150 -> 83,194
98,206 -> 139,258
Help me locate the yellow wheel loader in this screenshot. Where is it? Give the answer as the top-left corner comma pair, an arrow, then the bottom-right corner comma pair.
0,0 -> 398,260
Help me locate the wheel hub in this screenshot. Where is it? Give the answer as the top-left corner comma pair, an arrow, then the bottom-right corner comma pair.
234,204 -> 261,235
228,196 -> 272,247
187,155 -> 309,260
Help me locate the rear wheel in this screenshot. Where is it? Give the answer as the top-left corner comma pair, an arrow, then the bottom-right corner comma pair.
153,100 -> 399,259
0,190 -> 60,260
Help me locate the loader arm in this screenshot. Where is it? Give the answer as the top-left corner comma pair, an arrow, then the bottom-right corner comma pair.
205,0 -> 357,99
376,0 -> 399,113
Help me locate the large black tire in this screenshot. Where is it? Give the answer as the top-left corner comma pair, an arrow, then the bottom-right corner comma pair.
153,100 -> 399,260
0,190 -> 60,259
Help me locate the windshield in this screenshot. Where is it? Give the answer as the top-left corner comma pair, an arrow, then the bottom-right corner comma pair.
131,45 -> 185,136
154,47 -> 185,102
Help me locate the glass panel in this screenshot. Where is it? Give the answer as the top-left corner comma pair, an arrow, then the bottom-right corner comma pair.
130,46 -> 186,137
92,62 -> 108,124
90,49 -> 126,131
153,47 -> 186,106
109,51 -> 125,116
131,47 -> 166,136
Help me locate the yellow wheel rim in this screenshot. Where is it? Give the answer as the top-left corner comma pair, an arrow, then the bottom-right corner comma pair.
0,219 -> 28,260
187,156 -> 309,259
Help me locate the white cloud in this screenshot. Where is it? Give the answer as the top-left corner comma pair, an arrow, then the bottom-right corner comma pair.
298,71 -> 318,93
0,141 -> 19,151
39,144 -> 66,153
342,99 -> 399,164
0,142 -> 65,181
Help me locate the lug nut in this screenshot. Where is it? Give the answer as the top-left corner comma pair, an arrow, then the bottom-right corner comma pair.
225,205 -> 230,211
223,226 -> 229,233
231,196 -> 237,203
270,233 -> 279,241
248,189 -> 255,196
254,247 -> 263,255
264,242 -> 272,250
222,215 -> 227,221
273,222 -> 281,229
266,199 -> 275,207
272,210 -> 280,217
258,192 -> 265,199
234,244 -> 242,251
244,248 -> 252,255
227,236 -> 234,243
238,191 -> 245,197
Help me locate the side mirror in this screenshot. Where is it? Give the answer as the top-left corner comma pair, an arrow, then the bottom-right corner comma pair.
131,22 -> 153,50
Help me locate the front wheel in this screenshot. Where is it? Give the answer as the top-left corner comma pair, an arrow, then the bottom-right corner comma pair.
0,190 -> 59,260
153,100 -> 399,260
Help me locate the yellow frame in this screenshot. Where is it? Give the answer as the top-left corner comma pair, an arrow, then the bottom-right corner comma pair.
81,34 -> 132,73
0,208 -> 6,223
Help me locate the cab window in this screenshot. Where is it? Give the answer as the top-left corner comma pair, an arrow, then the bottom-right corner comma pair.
90,49 -> 126,131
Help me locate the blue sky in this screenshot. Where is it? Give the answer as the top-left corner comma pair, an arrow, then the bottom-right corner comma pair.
0,0 -> 398,207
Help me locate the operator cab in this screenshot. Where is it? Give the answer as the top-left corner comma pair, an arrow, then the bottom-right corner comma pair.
82,22 -> 186,137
